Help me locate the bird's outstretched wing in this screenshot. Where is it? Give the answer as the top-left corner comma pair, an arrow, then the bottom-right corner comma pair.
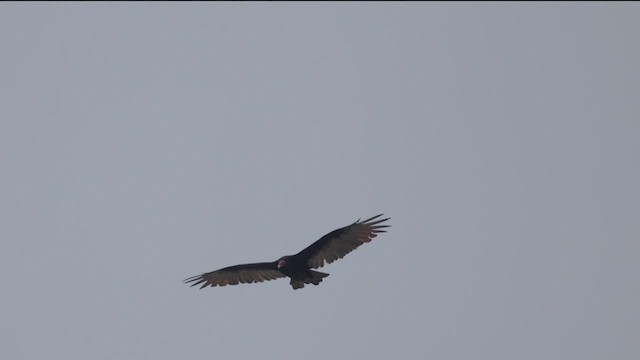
183,262 -> 285,289
295,214 -> 390,269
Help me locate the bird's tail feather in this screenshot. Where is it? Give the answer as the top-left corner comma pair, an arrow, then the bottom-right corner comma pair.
307,270 -> 329,285
290,271 -> 329,290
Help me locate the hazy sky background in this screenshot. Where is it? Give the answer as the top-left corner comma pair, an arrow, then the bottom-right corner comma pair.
2,3 -> 638,360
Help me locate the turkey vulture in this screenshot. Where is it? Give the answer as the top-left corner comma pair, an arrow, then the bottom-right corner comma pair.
184,214 -> 390,290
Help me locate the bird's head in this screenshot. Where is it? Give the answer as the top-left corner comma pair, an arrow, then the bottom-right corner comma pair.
277,259 -> 286,269
277,256 -> 292,269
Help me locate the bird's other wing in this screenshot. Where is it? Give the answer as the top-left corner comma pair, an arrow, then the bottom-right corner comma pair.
183,262 -> 285,289
295,214 -> 390,269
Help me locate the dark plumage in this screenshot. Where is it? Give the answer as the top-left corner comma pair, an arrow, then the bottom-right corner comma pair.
184,214 -> 390,290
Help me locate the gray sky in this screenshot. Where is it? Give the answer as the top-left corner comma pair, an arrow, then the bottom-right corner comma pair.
2,3 -> 639,360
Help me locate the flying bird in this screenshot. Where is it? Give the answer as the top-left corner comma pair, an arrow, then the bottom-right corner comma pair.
184,214 -> 390,290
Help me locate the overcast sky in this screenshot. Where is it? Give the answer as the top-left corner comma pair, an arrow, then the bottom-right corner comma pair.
1,3 -> 639,360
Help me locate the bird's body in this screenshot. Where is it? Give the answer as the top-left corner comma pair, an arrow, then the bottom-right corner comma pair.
184,214 -> 390,290
275,255 -> 330,289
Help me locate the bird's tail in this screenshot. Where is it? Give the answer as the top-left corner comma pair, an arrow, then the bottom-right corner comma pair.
307,270 -> 329,285
290,271 -> 329,290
